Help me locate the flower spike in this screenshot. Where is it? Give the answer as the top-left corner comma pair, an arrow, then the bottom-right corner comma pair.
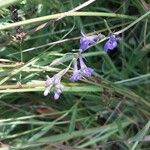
44,75 -> 63,100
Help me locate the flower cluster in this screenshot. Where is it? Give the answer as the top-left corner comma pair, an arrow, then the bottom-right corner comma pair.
44,32 -> 120,100
44,75 -> 63,100
70,56 -> 94,81
70,33 -> 99,81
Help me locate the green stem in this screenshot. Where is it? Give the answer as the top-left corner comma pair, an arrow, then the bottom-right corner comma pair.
115,10 -> 150,35
20,43 -> 23,62
0,58 -> 38,85
0,0 -> 22,8
0,11 -> 136,31
104,19 -> 111,33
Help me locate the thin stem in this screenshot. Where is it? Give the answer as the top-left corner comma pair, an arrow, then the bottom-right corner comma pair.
0,12 -> 136,31
144,18 -> 148,47
115,10 -> 150,35
0,84 -> 102,93
28,0 -> 96,35
0,0 -> 22,8
104,19 -> 111,33
20,42 -> 23,62
0,58 -> 38,85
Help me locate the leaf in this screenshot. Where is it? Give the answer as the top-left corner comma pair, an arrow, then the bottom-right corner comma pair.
69,105 -> 77,134
0,0 -> 21,8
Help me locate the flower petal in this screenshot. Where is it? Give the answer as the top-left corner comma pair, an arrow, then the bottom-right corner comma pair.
54,88 -> 62,100
70,70 -> 81,81
103,33 -> 120,52
44,88 -> 49,96
81,67 -> 94,77
79,56 -> 94,77
80,35 -> 98,51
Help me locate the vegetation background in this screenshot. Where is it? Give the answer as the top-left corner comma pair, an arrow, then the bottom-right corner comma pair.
0,0 -> 150,149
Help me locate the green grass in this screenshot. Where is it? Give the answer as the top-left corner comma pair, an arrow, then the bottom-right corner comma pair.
0,0 -> 150,149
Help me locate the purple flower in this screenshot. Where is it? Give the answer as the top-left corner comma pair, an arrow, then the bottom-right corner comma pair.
45,75 -> 54,86
80,35 -> 98,52
54,90 -> 61,100
44,88 -> 50,96
44,75 -> 63,100
53,78 -> 63,100
104,33 -> 120,52
79,56 -> 94,77
70,59 -> 81,81
54,85 -> 62,100
54,78 -> 61,85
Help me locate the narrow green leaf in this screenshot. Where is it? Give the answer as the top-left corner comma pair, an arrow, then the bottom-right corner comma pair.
69,105 -> 77,134
0,0 -> 21,8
